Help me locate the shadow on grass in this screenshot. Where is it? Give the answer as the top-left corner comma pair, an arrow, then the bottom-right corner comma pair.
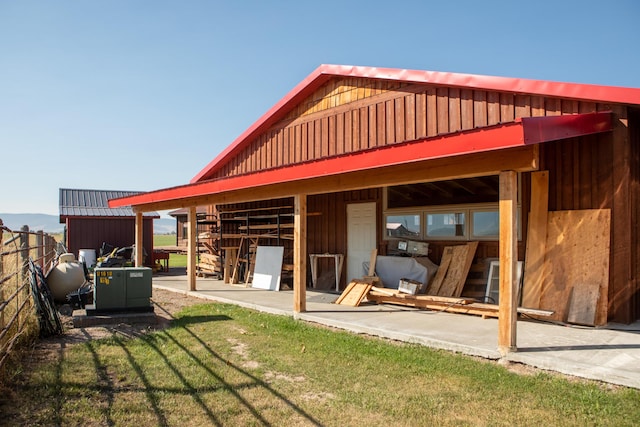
41,305 -> 321,426
172,314 -> 232,326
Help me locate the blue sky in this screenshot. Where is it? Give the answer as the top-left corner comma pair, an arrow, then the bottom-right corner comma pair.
1,0 -> 639,217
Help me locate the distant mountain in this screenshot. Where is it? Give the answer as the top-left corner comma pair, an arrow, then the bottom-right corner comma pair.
154,218 -> 176,234
0,213 -> 176,235
0,213 -> 64,233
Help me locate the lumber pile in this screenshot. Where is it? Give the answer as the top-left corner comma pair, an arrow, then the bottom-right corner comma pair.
331,243 -> 555,319
197,252 -> 222,278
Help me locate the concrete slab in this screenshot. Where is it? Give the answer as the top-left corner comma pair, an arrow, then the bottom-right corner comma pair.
151,272 -> 640,389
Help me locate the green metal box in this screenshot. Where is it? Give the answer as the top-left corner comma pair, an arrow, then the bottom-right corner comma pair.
93,267 -> 152,311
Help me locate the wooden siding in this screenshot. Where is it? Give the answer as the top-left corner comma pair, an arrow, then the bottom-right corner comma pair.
212,77 -> 606,179
539,106 -> 637,323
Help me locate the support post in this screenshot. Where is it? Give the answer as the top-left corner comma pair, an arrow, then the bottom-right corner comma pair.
498,170 -> 518,355
294,194 -> 307,313
135,212 -> 144,267
187,206 -> 197,291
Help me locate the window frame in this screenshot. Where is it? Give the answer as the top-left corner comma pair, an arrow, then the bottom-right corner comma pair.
383,187 -> 522,242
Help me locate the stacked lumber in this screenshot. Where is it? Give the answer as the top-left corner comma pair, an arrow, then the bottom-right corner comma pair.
197,253 -> 222,278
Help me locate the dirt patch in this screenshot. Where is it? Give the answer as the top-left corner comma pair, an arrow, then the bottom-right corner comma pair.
26,288 -> 204,365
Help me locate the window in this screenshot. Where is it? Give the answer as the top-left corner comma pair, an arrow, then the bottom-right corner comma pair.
471,210 -> 499,238
426,212 -> 466,238
385,214 -> 421,238
383,176 -> 521,242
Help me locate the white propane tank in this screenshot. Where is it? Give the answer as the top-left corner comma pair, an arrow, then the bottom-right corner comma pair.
46,255 -> 86,303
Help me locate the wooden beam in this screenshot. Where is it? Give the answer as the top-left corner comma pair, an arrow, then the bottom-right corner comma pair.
522,170 -> 549,308
187,206 -> 197,291
498,170 -> 518,355
130,145 -> 539,213
135,212 -> 144,267
293,194 -> 307,312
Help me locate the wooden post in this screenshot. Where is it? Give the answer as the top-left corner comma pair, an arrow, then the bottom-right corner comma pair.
294,194 -> 307,313
135,212 -> 144,267
36,230 -> 44,269
187,206 -> 197,291
498,171 -> 518,355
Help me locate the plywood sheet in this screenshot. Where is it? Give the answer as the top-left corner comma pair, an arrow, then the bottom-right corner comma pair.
427,246 -> 453,295
432,242 -> 478,297
538,210 -> 610,325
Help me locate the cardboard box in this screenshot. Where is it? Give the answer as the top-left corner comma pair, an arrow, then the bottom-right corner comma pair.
398,278 -> 422,295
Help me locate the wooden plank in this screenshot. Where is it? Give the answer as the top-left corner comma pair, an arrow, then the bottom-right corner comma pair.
567,285 -> 599,326
448,88 -> 461,132
369,288 -> 475,304
436,88 -> 449,134
428,246 -> 453,295
368,248 -> 378,276
473,90 -> 487,127
538,209 -> 611,324
522,171 -> 549,308
367,291 -> 554,318
335,281 -> 371,306
460,89 -> 474,130
438,242 -> 479,297
335,281 -> 357,304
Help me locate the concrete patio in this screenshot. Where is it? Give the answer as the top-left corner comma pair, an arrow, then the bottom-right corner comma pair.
152,272 -> 640,390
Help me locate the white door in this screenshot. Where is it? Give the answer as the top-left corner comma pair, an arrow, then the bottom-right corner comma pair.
347,202 -> 377,282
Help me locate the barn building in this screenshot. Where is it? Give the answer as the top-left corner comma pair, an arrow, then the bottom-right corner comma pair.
109,65 -> 640,352
60,188 -> 158,266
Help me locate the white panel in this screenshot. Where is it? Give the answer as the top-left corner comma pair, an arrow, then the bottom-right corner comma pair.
252,246 -> 284,291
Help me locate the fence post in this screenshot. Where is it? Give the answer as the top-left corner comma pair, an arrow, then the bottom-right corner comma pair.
19,226 -> 29,332
37,230 -> 44,269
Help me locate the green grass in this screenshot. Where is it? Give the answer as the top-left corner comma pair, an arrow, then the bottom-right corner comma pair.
154,234 -> 187,268
3,302 -> 640,426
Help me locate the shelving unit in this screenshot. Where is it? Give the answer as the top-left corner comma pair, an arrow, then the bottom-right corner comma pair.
219,206 -> 294,283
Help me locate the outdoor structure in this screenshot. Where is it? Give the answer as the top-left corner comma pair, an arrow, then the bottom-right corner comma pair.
167,206 -> 209,247
109,64 -> 640,353
59,188 -> 158,266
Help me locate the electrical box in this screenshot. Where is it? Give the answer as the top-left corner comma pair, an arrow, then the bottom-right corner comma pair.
92,267 -> 152,312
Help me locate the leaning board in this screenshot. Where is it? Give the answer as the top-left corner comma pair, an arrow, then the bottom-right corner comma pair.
251,246 -> 284,291
538,209 -> 610,325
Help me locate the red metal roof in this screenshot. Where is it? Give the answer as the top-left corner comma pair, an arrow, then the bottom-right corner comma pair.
109,112 -> 612,209
191,64 -> 640,183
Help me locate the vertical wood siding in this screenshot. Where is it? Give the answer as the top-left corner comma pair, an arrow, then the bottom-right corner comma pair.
212,77 -> 612,181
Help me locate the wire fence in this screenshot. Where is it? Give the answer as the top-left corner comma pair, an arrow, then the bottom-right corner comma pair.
0,219 -> 59,376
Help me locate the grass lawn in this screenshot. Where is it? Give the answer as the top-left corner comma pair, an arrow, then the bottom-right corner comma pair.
154,234 -> 187,268
3,301 -> 639,426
